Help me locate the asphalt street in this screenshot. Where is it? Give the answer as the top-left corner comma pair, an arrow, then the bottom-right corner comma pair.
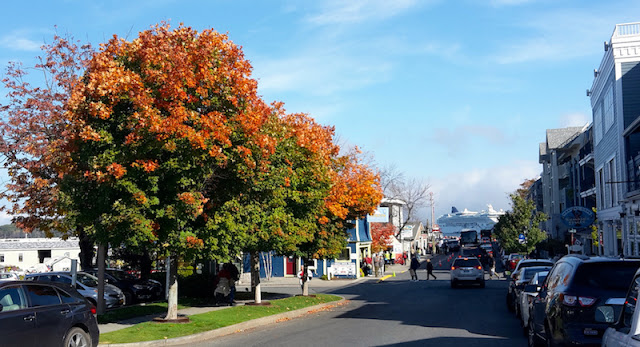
180,264 -> 526,347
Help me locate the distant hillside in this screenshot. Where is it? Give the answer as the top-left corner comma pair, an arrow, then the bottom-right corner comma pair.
0,224 -> 49,238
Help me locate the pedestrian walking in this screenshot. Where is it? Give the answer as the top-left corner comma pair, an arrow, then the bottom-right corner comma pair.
487,254 -> 498,280
377,253 -> 385,276
426,258 -> 437,280
409,256 -> 420,281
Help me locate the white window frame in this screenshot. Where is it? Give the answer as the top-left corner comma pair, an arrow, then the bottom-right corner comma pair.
597,167 -> 604,209
608,158 -> 617,207
604,85 -> 614,131
594,103 -> 603,144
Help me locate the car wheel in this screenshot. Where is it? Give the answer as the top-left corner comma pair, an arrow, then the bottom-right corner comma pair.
64,327 -> 92,347
124,291 -> 134,306
544,322 -> 556,347
527,321 -> 540,347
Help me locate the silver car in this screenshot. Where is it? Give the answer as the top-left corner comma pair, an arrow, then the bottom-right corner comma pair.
450,257 -> 485,288
25,271 -> 125,308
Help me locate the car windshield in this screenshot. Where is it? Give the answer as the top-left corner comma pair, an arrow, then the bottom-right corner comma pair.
532,273 -> 548,285
573,262 -> 640,291
107,270 -> 136,281
0,273 -> 13,279
454,259 -> 480,267
76,273 -> 99,287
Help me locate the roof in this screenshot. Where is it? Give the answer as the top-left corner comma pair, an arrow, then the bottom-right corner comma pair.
0,238 -> 80,251
546,127 -> 584,150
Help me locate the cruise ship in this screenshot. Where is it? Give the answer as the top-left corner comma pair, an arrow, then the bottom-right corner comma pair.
436,205 -> 505,237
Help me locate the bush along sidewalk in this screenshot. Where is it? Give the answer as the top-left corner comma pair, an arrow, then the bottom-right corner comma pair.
100,294 -> 342,344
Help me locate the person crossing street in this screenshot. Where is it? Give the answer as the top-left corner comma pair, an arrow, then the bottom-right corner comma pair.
426,259 -> 437,280
409,255 -> 420,281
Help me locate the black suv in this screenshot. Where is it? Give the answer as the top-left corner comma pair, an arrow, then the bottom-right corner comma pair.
84,268 -> 162,305
0,280 -> 99,347
528,255 -> 640,347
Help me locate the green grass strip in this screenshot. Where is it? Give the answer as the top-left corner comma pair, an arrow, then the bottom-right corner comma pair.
99,294 -> 341,344
98,302 -> 192,324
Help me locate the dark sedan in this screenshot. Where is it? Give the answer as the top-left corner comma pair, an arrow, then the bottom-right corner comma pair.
84,268 -> 162,305
0,280 -> 99,347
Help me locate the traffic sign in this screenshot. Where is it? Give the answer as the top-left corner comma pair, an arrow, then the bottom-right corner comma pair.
518,234 -> 525,244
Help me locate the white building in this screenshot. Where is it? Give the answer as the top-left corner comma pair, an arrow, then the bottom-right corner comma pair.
0,238 -> 81,272
590,22 -> 640,256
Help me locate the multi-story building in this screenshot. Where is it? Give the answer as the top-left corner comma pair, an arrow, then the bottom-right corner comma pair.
590,22 -> 640,256
539,125 -> 594,244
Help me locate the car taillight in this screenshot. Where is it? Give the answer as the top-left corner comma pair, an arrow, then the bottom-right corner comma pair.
90,305 -> 97,315
562,294 -> 596,307
451,266 -> 459,270
578,297 -> 596,307
476,266 -> 482,270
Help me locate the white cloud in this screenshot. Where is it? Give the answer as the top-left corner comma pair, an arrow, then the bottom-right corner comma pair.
429,159 -> 540,220
254,47 -> 393,97
0,211 -> 14,226
305,0 -> 422,25
0,34 -> 42,51
559,113 -> 590,127
489,6 -> 636,64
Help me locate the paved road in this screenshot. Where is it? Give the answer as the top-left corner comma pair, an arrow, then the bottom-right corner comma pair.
181,266 -> 526,347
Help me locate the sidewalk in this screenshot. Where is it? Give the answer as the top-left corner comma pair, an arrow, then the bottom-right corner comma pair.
99,274 -> 370,334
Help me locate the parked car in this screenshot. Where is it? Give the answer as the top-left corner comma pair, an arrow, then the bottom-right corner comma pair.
515,268 -> 551,325
83,268 -> 163,305
506,259 -> 554,312
25,271 -> 125,309
505,253 -> 525,273
0,272 -> 19,282
520,271 -> 549,336
0,280 -> 99,347
450,256 -> 485,288
528,255 -> 640,347
602,266 -> 640,346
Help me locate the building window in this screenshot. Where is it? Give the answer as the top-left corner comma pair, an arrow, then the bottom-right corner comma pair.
337,248 -> 350,261
609,158 -> 617,207
604,85 -> 614,131
18,253 -> 23,262
0,254 -> 4,262
597,168 -> 604,209
595,104 -> 603,144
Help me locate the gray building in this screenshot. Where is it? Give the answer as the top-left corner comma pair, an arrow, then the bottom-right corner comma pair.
592,22 -> 640,256
539,125 -> 595,246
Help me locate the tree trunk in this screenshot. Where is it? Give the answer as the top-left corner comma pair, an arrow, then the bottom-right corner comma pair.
96,244 -> 106,315
140,249 -> 152,280
250,251 -> 261,304
78,227 -> 94,270
301,257 -> 309,296
164,255 -> 179,320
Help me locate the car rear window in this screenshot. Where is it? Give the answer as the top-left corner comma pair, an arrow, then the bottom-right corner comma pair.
573,262 -> 640,291
454,259 -> 480,267
519,261 -> 553,269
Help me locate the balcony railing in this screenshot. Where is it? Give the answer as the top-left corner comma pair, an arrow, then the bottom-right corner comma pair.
614,22 -> 640,37
628,153 -> 640,192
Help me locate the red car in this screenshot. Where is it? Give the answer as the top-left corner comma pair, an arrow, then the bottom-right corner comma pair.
506,253 -> 524,272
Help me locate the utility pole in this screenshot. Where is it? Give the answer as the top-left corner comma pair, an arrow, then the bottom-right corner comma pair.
429,192 -> 435,231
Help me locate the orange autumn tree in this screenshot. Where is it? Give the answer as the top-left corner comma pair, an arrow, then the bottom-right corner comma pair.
57,23 -> 277,320
0,34 -> 98,267
371,223 -> 396,253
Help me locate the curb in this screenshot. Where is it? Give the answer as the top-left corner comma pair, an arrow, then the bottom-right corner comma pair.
99,297 -> 347,346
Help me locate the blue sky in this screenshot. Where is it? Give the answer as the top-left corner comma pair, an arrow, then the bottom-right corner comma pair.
0,0 -> 639,225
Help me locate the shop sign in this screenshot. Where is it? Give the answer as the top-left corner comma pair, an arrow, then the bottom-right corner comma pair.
561,207 -> 595,228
